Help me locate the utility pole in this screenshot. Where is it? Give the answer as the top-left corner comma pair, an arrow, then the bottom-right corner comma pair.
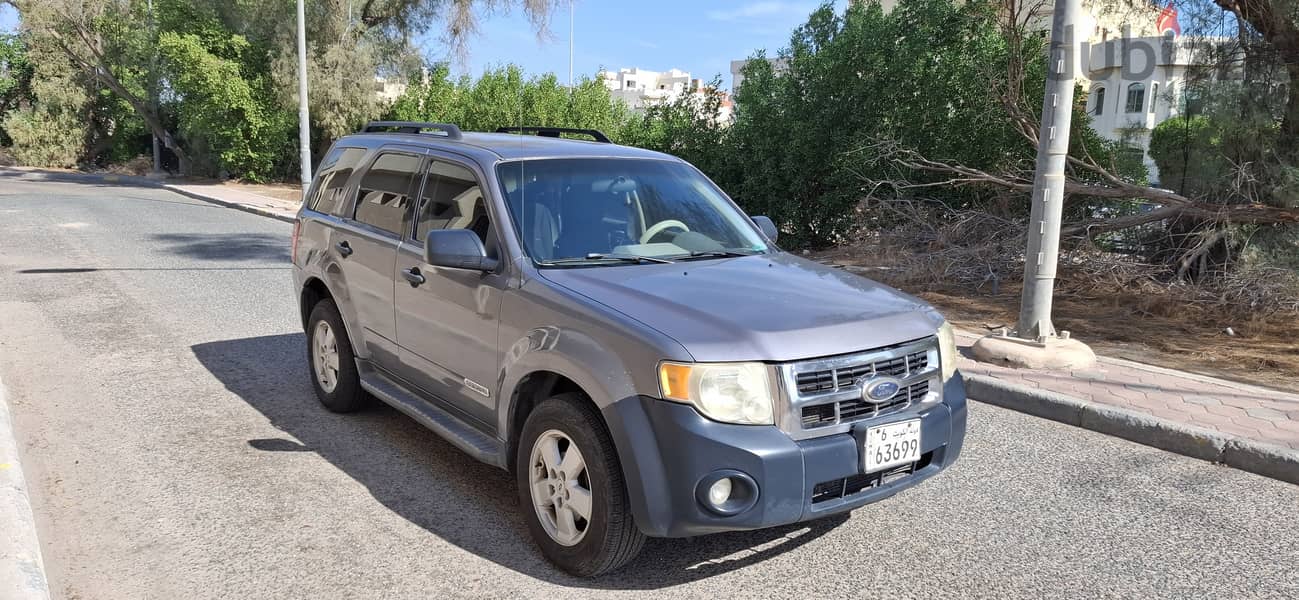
568,0 -> 574,89
296,0 -> 312,198
971,0 -> 1096,370
147,0 -> 161,176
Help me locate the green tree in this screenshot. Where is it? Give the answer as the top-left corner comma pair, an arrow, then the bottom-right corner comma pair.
1,48 -> 88,167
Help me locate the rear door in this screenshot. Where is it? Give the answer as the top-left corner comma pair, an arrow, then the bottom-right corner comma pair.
331,148 -> 421,369
393,155 -> 506,430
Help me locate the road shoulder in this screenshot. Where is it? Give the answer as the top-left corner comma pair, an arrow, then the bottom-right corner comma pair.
0,376 -> 50,600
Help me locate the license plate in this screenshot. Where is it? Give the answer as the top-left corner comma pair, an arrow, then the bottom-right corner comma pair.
864,419 -> 922,473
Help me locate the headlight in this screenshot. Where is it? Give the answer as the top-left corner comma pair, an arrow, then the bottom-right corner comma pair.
938,321 -> 958,382
658,362 -> 774,425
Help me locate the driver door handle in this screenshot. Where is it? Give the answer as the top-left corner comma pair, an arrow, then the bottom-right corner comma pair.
335,241 -> 353,257
402,267 -> 426,286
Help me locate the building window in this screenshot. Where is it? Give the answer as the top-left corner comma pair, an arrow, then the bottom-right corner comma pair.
1092,87 -> 1106,116
1125,83 -> 1146,113
625,80 -> 635,88
1149,82 -> 1159,113
1184,86 -> 1204,117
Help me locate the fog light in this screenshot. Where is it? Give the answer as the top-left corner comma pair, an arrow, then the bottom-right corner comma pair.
707,478 -> 733,506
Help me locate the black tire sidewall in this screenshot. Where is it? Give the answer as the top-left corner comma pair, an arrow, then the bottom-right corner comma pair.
516,394 -> 632,576
306,299 -> 365,412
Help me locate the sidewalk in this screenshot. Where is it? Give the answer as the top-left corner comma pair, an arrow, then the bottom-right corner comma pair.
956,330 -> 1299,483
165,182 -> 299,222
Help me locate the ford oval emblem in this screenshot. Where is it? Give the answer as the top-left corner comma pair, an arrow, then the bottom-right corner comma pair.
862,377 -> 902,403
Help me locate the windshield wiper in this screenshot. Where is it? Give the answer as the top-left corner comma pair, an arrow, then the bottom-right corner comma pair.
675,249 -> 762,260
540,253 -> 675,266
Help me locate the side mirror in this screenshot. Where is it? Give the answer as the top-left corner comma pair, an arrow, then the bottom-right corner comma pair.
424,229 -> 498,272
752,215 -> 779,243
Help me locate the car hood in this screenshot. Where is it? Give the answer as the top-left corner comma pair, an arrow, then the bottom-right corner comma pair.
537,253 -> 943,362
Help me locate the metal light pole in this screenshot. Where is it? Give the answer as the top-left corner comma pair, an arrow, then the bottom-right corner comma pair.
1016,0 -> 1080,340
147,0 -> 161,175
568,0 -> 574,88
296,0 -> 313,197
972,0 -> 1096,369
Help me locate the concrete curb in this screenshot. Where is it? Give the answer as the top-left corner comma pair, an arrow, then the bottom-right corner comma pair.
162,186 -> 296,224
0,377 -> 51,600
0,167 -> 296,224
966,374 -> 1299,485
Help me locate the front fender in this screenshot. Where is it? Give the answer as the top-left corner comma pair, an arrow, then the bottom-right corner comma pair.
496,325 -> 675,537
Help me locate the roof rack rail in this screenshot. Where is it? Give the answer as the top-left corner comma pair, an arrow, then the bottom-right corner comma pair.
495,126 -> 611,143
362,121 -> 462,139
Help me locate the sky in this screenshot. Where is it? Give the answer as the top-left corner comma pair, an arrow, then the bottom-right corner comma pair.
424,1 -> 843,90
0,1 -> 838,91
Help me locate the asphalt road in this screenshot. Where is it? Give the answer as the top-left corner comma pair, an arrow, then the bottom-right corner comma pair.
2,177 -> 1298,600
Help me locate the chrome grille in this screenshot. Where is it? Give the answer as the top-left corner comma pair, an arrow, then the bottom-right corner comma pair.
794,351 -> 928,395
775,336 -> 942,440
801,380 -> 929,429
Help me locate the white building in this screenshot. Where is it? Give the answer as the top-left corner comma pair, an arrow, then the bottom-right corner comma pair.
602,68 -> 697,110
601,67 -> 735,124
1083,35 -> 1235,182
729,58 -> 788,93
375,76 -> 408,104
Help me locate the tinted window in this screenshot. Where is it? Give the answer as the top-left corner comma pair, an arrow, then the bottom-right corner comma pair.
413,161 -> 489,243
308,147 -> 365,215
353,153 -> 420,235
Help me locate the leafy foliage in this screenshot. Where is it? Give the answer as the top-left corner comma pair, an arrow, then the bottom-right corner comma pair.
389,63 -> 634,135
158,30 -> 293,181
1,47 -> 88,167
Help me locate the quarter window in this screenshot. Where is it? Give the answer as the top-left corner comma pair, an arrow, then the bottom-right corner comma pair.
308,147 -> 366,215
353,152 -> 420,235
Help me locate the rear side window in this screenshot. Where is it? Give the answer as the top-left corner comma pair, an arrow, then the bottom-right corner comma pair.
308,147 -> 365,215
413,161 -> 486,243
353,152 -> 421,235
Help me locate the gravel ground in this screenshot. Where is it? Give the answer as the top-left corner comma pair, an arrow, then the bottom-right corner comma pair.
1,177 -> 1297,600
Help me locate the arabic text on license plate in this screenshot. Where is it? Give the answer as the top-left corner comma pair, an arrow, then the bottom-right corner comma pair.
864,419 -> 921,473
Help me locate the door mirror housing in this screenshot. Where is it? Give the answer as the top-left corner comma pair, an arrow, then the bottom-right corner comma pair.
751,215 -> 779,243
424,229 -> 498,272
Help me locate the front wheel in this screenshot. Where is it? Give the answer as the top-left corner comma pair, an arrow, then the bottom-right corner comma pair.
517,393 -> 645,577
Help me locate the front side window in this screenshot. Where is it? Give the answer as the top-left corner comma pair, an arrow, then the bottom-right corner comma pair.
497,158 -> 770,265
413,160 -> 491,246
353,152 -> 420,235
308,147 -> 366,215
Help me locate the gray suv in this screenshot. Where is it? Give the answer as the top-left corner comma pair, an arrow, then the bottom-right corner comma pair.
291,122 -> 967,576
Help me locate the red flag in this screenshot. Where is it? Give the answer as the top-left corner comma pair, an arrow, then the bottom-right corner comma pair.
1157,3 -> 1181,37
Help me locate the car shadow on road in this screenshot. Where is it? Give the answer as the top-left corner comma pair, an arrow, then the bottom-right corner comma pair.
152,233 -> 289,262
192,333 -> 844,590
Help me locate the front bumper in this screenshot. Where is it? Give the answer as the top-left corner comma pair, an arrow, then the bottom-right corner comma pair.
603,373 -> 967,537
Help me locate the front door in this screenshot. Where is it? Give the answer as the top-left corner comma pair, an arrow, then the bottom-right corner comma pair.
393,157 -> 506,430
332,149 -> 421,368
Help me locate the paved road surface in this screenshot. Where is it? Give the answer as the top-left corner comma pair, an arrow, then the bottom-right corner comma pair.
1,177 -> 1297,599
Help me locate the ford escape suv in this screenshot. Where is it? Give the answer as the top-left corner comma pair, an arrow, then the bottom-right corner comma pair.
291,121 -> 967,576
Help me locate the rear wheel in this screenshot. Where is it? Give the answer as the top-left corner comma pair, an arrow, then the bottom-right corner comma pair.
306,299 -> 368,412
517,393 -> 645,577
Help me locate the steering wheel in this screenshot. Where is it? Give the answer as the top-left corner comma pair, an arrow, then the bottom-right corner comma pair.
640,219 -> 690,244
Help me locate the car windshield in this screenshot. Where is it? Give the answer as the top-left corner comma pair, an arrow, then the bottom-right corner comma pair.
496,158 -> 770,265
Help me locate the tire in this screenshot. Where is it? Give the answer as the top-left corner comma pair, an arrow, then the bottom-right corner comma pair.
516,393 -> 646,577
306,299 -> 368,413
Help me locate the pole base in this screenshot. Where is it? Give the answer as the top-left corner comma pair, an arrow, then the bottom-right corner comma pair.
970,332 -> 1097,370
